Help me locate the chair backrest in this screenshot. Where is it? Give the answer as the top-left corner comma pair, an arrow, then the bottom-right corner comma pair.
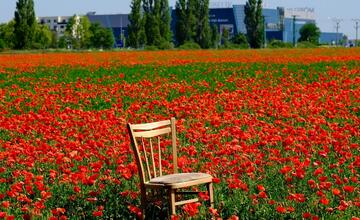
128,117 -> 178,185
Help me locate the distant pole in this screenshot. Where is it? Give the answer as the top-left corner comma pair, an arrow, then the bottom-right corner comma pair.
332,18 -> 342,46
263,16 -> 267,48
121,15 -> 123,48
353,19 -> 360,47
292,15 -> 297,47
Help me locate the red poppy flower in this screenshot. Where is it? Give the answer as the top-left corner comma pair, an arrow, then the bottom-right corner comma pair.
320,197 -> 329,206
343,185 -> 355,193
332,188 -> 341,196
276,206 -> 287,214
182,202 -> 201,217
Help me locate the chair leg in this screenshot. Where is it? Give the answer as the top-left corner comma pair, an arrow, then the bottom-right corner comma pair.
141,190 -> 147,220
207,182 -> 214,208
169,189 -> 176,217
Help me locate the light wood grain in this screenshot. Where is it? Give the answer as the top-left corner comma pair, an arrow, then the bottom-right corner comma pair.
128,117 -> 214,217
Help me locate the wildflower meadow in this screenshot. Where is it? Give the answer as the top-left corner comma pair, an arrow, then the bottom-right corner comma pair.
0,48 -> 359,219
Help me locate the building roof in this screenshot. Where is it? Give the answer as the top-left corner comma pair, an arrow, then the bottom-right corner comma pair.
87,14 -> 129,28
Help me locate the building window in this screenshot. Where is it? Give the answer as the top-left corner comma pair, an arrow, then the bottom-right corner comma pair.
47,19 -> 51,23
54,19 -> 57,23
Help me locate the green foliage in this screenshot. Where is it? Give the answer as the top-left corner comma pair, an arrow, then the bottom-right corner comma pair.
268,39 -> 293,48
0,39 -> 5,51
128,0 -> 145,48
50,31 -> 58,48
221,27 -> 230,47
297,41 -> 318,48
175,0 -> 211,48
244,0 -> 264,48
143,45 -> 159,51
210,25 -> 220,48
142,0 -> 172,48
65,15 -> 92,49
144,13 -> 161,46
221,43 -> 249,49
57,36 -> 68,49
175,0 -> 189,46
339,34 -> 348,46
32,24 -> 53,49
159,0 -> 172,42
178,41 -> 201,50
89,23 -> 115,49
158,40 -> 174,50
14,0 -> 36,49
298,23 -> 320,45
195,0 -> 211,48
0,21 -> 15,49
232,33 -> 249,47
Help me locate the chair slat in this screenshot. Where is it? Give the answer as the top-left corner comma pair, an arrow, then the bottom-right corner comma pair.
128,118 -> 215,217
133,127 -> 171,138
128,125 -> 146,184
158,136 -> 162,176
141,137 -> 152,180
171,118 -> 178,173
149,138 -> 156,178
175,198 -> 199,206
131,120 -> 171,130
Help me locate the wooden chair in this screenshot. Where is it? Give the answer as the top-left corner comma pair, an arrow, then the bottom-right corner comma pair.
127,117 -> 214,219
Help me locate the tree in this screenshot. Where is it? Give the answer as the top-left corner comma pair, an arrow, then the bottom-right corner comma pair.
89,23 -> 115,49
0,21 -> 15,49
174,0 -> 188,46
244,0 -> 264,48
65,15 -> 92,49
159,0 -> 172,43
221,27 -> 230,47
0,39 -> 5,50
210,24 -> 220,48
195,0 -> 211,48
298,23 -> 320,44
50,31 -> 58,48
32,24 -> 53,49
128,0 -> 145,48
14,0 -> 36,49
175,0 -> 211,48
232,33 -> 248,46
143,0 -> 161,46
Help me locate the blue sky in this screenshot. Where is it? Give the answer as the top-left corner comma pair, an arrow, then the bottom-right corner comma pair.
1,0 -> 359,39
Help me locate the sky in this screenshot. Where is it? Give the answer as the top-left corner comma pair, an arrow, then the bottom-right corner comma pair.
0,0 -> 359,39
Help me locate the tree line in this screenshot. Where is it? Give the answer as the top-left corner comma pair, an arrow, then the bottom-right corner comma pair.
0,0 -> 323,51
128,0 -> 217,49
128,0 -> 248,49
0,0 -> 115,50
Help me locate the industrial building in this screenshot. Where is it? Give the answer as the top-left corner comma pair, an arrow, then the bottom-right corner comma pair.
37,4 -> 342,47
206,6 -> 319,44
320,32 -> 345,45
86,13 -> 129,47
37,16 -> 72,37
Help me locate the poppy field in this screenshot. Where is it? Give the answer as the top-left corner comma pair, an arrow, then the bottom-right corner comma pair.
0,48 -> 359,219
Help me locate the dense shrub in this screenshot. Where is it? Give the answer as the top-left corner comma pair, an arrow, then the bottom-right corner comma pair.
158,41 -> 174,50
268,40 -> 293,48
297,41 -> 318,48
144,45 -> 159,51
221,43 -> 249,49
178,41 -> 201,50
0,39 -> 6,50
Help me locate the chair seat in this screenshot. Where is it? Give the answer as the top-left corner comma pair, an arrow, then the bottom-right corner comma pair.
147,173 -> 212,188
